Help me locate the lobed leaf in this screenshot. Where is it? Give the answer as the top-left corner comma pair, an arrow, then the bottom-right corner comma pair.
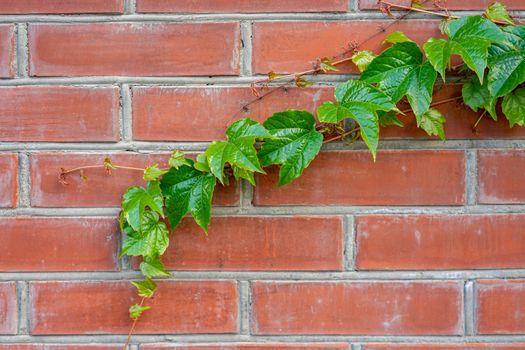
131,278 -> 157,298
121,181 -> 164,232
502,88 -> 525,127
129,304 -> 150,320
418,108 -> 446,141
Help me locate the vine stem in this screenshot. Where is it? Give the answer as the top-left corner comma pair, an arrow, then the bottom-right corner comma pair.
123,297 -> 146,350
61,164 -> 146,175
399,95 -> 462,114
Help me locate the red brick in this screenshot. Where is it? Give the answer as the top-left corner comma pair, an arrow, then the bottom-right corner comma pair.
132,86 -> 333,141
142,345 -> 348,350
356,214 -> 525,270
252,281 -> 462,335
254,150 -> 465,206
477,279 -> 525,334
30,152 -> 239,207
29,23 -> 240,77
0,217 -> 118,272
252,20 -> 442,74
359,0 -> 525,10
0,154 -> 17,208
29,280 -> 238,334
364,345 -> 525,350
0,0 -> 123,14
0,282 -> 17,334
380,85 -> 525,140
0,25 -> 15,78
160,216 -> 343,271
0,86 -> 119,142
137,0 -> 348,13
477,150 -> 525,204
0,346 -> 121,350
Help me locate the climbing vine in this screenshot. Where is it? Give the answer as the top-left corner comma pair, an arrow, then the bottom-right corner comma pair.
58,2 -> 525,348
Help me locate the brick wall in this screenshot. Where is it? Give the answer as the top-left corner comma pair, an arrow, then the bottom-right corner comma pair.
0,0 -> 524,349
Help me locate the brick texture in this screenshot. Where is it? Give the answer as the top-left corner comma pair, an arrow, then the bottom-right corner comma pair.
360,0 -> 525,10
0,154 -> 17,208
29,281 -> 238,334
254,150 -> 465,206
0,86 -> 119,142
0,282 -> 17,334
0,25 -> 15,78
0,217 -> 119,272
28,23 -> 240,77
356,215 -> 525,270
364,345 -> 525,350
0,0 -> 124,14
0,346 -> 122,350
142,345 -> 348,350
252,281 -> 462,335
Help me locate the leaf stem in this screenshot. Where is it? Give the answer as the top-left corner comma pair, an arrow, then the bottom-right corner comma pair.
61,164 -> 146,175
323,126 -> 361,143
123,297 -> 146,350
472,110 -> 487,132
379,0 -> 459,19
400,95 -> 462,114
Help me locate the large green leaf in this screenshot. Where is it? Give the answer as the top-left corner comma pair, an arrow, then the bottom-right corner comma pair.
258,110 -> 323,186
205,118 -> 270,184
424,16 -> 506,83
487,26 -> 525,98
160,163 -> 216,233
121,181 -> 164,232
462,77 -> 498,120
361,41 -> 437,120
121,212 -> 169,258
317,80 -> 395,158
502,88 -> 525,127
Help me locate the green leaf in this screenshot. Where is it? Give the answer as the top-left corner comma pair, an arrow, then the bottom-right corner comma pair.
361,41 -> 437,120
418,108 -> 446,141
485,2 -> 514,25
129,304 -> 150,320
160,163 -> 216,233
295,76 -> 315,88
232,166 -> 256,186
487,26 -> 525,98
140,256 -> 171,278
502,88 -> 525,127
121,212 -> 169,258
258,110 -> 323,186
320,57 -> 338,72
143,164 -> 168,181
194,153 -> 211,172
462,77 -> 490,112
378,110 -> 404,128
121,181 -> 164,232
383,31 -> 412,45
351,50 -> 376,72
131,278 -> 157,298
318,80 -> 395,158
424,16 -> 506,83
168,150 -> 192,169
205,118 -> 270,184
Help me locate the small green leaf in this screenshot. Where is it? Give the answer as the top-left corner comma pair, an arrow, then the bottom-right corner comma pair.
205,118 -> 270,184
194,153 -> 211,172
140,256 -> 171,278
131,278 -> 157,298
502,88 -> 525,127
143,164 -> 168,181
160,163 -> 216,233
383,31 -> 412,45
295,76 -> 315,88
121,181 -> 164,232
232,166 -> 256,186
168,150 -> 192,169
351,50 -> 376,72
121,212 -> 169,258
320,57 -> 338,72
259,110 -> 323,186
419,108 -> 446,141
485,2 -> 514,25
129,304 -> 151,320
378,110 -> 404,128
268,71 -> 283,81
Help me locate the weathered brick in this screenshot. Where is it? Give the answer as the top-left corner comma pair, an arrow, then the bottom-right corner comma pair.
477,150 -> 525,204
252,281 -> 462,335
0,154 -> 17,208
0,282 -> 17,334
0,217 -> 118,272
132,86 -> 333,141
364,345 -> 525,350
252,21 -> 441,74
0,0 -> 124,14
359,0 -> 525,10
29,281 -> 238,334
477,280 -> 525,334
142,345 -> 348,350
0,346 -> 121,350
254,150 -> 465,206
0,86 -> 119,142
160,216 -> 343,271
30,153 -> 239,207
356,215 -> 525,270
29,23 -> 240,76
0,25 -> 15,78
137,0 -> 348,13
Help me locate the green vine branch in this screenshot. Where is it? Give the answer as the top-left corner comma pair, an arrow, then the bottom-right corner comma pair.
57,2 -> 525,348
